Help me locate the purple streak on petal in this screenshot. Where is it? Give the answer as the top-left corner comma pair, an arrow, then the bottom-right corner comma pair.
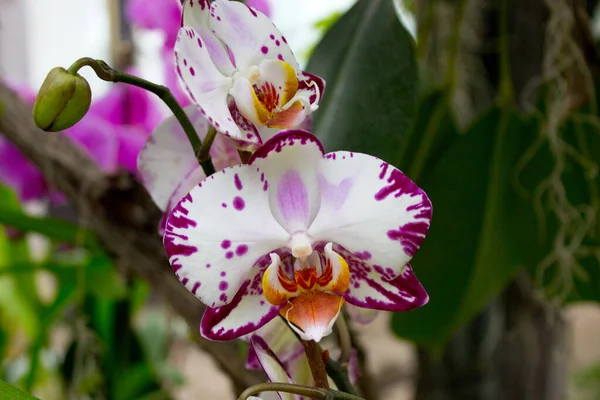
387,221 -> 431,257
164,196 -> 199,273
319,173 -> 353,209
276,170 -> 308,225
298,71 -> 326,105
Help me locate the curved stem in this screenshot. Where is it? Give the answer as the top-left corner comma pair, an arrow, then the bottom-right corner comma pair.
238,383 -> 329,400
67,57 -> 216,177
238,383 -> 366,400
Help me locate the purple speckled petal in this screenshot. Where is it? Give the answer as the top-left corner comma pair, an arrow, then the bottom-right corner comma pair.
249,130 -> 324,234
163,47 -> 191,107
209,0 -> 299,71
182,0 -> 236,76
307,152 -> 432,276
164,164 -> 289,308
250,336 -> 301,400
138,106 -> 211,211
341,248 -> 429,311
201,256 -> 282,341
244,316 -> 303,370
176,27 -> 258,148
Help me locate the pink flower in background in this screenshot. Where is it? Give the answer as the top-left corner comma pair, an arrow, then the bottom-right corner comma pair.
0,81 -> 162,202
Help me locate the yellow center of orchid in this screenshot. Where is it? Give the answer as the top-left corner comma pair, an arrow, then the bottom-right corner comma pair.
235,60 -> 306,129
261,244 -> 350,341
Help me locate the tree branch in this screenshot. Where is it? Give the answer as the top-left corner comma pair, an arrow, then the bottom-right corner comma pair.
0,82 -> 264,392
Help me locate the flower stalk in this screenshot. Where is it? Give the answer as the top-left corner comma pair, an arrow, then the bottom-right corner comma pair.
335,314 -> 352,368
67,57 -> 216,176
301,339 -> 330,389
238,382 -> 365,400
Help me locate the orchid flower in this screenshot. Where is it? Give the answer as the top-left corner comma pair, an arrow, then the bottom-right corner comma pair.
164,130 -> 432,342
137,106 -> 240,233
175,0 -> 325,150
127,0 -> 272,108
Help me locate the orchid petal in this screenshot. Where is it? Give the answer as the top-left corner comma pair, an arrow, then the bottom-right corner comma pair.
281,291 -> 344,342
262,253 -> 299,306
344,303 -> 378,325
114,126 -> 148,174
209,0 -> 299,71
65,117 -> 119,173
138,106 -> 211,211
317,243 -> 350,295
307,152 -> 432,276
259,60 -> 299,108
164,164 -> 289,307
245,317 -> 303,370
230,77 -> 271,126
176,27 -> 257,147
182,0 -> 236,75
201,256 -> 281,340
249,130 -> 324,234
250,336 -> 301,400
0,139 -> 47,202
341,249 -> 429,311
127,0 -> 181,48
297,71 -> 325,107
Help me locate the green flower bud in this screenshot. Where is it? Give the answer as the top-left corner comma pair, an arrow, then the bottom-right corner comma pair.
33,67 -> 92,132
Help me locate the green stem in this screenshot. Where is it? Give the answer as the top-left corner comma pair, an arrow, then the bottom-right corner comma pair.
335,315 -> 352,368
238,383 -> 365,400
498,0 -> 514,105
325,358 -> 358,396
67,57 -> 216,177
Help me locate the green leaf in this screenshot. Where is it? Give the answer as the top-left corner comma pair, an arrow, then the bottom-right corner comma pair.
0,208 -> 99,250
392,106 -> 537,345
0,380 -> 40,400
307,0 -> 418,159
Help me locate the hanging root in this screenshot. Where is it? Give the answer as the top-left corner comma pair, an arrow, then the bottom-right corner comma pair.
515,0 -> 600,300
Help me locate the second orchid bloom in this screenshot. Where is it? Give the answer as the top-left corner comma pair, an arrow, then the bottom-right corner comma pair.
163,130 -> 431,342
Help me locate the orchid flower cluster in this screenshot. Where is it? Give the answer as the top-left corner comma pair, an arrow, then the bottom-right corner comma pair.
134,0 -> 433,397
26,0 -> 432,397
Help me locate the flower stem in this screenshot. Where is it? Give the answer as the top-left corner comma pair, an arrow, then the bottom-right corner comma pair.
335,315 -> 352,368
301,339 -> 330,389
238,382 -> 365,400
67,57 -> 216,177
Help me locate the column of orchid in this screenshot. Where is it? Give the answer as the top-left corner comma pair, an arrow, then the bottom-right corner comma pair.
32,1 -> 432,399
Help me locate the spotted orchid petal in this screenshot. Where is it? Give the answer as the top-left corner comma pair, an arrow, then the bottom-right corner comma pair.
209,0 -> 298,71
342,249 -> 429,311
175,27 -> 256,146
182,0 -> 236,76
250,336 -> 302,400
164,164 -> 289,308
307,152 -> 432,278
280,291 -> 344,342
249,131 -> 323,237
138,105 -> 239,214
201,255 -> 282,340
245,317 -> 303,370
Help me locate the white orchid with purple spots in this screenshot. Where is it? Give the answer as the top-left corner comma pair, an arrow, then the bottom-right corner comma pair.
175,0 -> 325,150
164,130 -> 432,343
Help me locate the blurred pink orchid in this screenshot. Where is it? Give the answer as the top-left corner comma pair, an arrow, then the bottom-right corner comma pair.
0,80 -> 162,203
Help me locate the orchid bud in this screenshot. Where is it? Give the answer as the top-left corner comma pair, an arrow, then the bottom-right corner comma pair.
33,67 -> 92,132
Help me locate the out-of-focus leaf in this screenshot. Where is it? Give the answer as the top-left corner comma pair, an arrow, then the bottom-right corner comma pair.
307,0 -> 418,160
0,208 -> 99,250
0,380 -> 40,399
392,107 -> 537,345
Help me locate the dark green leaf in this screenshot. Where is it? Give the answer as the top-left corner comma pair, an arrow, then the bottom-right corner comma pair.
392,107 -> 537,345
307,0 -> 418,160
